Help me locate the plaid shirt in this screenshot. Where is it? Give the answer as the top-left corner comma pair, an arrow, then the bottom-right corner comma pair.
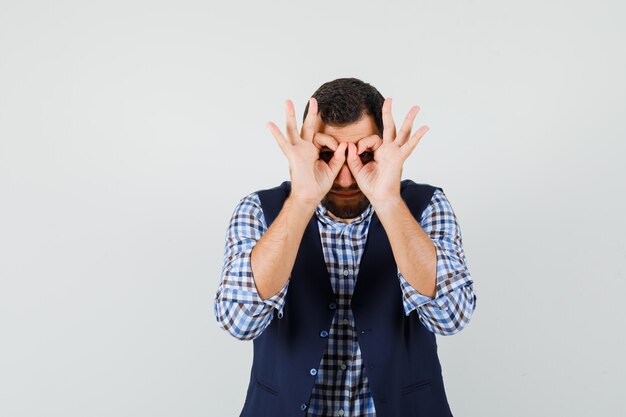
214,188 -> 477,417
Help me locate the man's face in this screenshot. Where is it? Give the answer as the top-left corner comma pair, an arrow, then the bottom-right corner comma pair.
318,114 -> 379,221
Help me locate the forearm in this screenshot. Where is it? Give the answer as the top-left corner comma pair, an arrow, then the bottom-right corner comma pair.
372,196 -> 437,298
251,196 -> 318,300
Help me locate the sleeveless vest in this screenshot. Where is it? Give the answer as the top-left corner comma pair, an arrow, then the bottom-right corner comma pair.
239,179 -> 454,417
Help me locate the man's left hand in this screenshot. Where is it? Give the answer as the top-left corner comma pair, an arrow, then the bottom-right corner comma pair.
346,98 -> 429,204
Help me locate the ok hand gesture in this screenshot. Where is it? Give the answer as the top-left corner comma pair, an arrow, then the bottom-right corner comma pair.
345,98 -> 429,204
266,98 -> 348,205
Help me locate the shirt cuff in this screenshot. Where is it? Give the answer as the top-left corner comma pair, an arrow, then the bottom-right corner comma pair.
219,249 -> 290,319
254,280 -> 289,318
398,241 -> 472,316
245,252 -> 290,318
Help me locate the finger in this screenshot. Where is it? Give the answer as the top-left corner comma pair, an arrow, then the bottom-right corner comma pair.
395,106 -> 420,147
356,135 -> 383,154
301,97 -> 322,142
345,142 -> 364,175
266,121 -> 290,155
382,97 -> 396,143
313,132 -> 339,151
327,142 -> 348,175
284,99 -> 299,144
400,125 -> 429,160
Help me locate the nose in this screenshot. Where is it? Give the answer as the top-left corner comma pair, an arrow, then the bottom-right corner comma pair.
335,163 -> 355,189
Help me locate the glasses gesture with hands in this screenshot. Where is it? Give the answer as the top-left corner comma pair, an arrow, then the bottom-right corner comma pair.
266,96 -> 430,208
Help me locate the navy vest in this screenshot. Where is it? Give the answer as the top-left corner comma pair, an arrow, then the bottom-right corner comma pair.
239,179 -> 454,417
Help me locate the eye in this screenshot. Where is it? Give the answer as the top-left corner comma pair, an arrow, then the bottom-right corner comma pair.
359,151 -> 374,164
319,150 -> 334,163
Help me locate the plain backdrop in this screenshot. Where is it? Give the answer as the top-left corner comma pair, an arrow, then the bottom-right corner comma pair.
1,0 -> 625,416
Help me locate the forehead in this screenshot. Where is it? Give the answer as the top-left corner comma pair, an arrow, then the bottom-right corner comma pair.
321,114 -> 378,144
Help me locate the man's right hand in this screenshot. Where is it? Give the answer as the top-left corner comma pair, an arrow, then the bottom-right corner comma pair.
266,98 -> 347,206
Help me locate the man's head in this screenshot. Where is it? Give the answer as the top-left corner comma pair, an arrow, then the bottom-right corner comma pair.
302,78 -> 385,221
303,77 -> 384,137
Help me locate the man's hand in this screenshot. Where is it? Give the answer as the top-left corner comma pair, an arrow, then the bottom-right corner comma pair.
267,98 -> 348,205
346,98 -> 429,204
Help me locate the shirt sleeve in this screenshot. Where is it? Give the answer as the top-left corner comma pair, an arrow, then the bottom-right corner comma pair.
213,192 -> 290,341
397,188 -> 477,336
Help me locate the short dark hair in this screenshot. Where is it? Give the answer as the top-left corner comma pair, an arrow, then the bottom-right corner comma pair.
302,78 -> 385,136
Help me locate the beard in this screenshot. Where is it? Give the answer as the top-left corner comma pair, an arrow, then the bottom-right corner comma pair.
321,192 -> 371,219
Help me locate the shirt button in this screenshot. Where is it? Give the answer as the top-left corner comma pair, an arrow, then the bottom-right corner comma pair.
343,268 -> 349,276
320,330 -> 329,338
300,403 -> 308,411
340,363 -> 347,370
338,409 -> 345,416
309,368 -> 317,376
342,319 -> 350,325
328,302 -> 337,310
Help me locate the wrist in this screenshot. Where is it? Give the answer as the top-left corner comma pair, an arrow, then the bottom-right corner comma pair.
370,194 -> 405,215
286,194 -> 320,212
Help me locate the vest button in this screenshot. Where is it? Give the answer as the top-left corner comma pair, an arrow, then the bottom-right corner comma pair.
300,403 -> 308,411
309,368 -> 317,376
328,302 -> 337,310
320,330 -> 329,338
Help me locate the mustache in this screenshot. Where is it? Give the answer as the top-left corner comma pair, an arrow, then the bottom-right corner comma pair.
331,187 -> 360,192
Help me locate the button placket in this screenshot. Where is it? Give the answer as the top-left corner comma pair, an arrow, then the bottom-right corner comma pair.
312,204 -> 374,415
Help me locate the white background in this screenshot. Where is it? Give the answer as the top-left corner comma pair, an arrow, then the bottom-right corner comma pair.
1,0 -> 625,416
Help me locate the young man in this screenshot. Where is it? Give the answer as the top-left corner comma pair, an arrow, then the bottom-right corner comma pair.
213,78 -> 477,417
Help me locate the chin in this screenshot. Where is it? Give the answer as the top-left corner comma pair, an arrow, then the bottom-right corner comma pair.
321,195 -> 370,219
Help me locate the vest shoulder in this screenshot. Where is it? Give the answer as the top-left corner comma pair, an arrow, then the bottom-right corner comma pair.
255,181 -> 291,200
256,180 -> 291,193
400,180 -> 443,217
401,179 -> 443,194
253,182 -> 292,227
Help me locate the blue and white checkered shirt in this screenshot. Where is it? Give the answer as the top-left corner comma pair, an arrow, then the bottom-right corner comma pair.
214,188 -> 477,417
